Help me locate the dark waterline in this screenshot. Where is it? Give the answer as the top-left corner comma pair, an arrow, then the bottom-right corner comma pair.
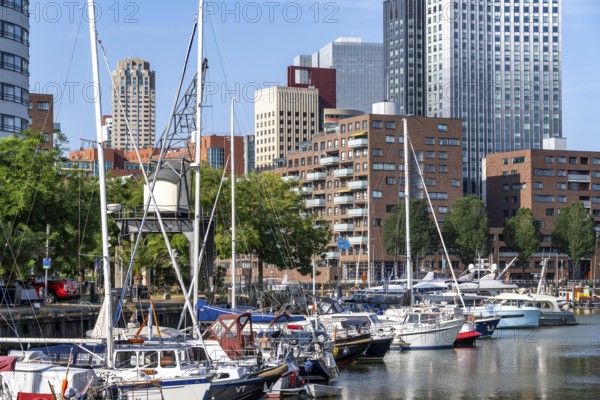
325,309 -> 600,400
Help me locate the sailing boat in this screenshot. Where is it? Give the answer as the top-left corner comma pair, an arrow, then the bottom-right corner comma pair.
378,117 -> 464,349
83,0 -> 215,398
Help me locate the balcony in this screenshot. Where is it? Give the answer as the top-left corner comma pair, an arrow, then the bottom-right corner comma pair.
568,173 -> 590,182
334,223 -> 354,232
348,208 -> 368,217
282,175 -> 299,182
320,156 -> 340,166
348,180 -> 368,190
324,251 -> 340,260
348,138 -> 368,148
307,172 -> 326,181
334,168 -> 354,177
348,236 -> 368,246
334,195 -> 354,205
307,198 -> 326,207
300,186 -> 312,194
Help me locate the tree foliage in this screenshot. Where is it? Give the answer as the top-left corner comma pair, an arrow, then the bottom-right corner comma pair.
552,202 -> 596,278
383,199 -> 440,266
443,195 -> 490,266
503,208 -> 541,273
0,131 -> 100,279
213,171 -> 330,282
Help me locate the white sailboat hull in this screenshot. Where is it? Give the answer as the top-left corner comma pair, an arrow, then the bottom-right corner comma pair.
393,319 -> 464,349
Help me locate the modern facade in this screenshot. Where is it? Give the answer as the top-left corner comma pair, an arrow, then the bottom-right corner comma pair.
484,147 -> 599,280
200,134 -> 245,174
294,37 -> 384,114
280,113 -> 463,283
243,135 -> 255,174
111,58 -> 156,151
254,86 -> 319,168
0,0 -> 29,137
385,0 -> 562,195
28,93 -> 53,149
383,0 -> 426,116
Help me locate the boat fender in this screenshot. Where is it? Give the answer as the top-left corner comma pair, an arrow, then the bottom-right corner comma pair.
332,347 -> 339,358
290,370 -> 297,388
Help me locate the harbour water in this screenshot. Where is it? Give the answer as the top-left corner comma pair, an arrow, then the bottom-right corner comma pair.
315,309 -> 600,399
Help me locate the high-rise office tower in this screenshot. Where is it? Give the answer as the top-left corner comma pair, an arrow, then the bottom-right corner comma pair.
111,58 -> 156,151
0,0 -> 29,138
385,0 -> 562,195
254,86 -> 319,168
383,0 -> 426,116
294,37 -> 384,113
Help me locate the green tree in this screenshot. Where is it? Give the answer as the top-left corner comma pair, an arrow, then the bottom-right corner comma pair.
443,195 -> 490,266
552,202 -> 596,279
214,172 -> 330,284
383,199 -> 440,272
0,130 -> 99,278
503,208 -> 541,277
0,221 -> 45,284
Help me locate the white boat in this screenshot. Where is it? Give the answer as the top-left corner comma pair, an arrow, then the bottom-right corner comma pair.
464,293 -> 542,329
305,383 -> 342,398
467,292 -> 577,327
0,354 -> 96,400
379,307 -> 465,350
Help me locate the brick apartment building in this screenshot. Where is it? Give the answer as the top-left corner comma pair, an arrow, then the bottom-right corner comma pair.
485,147 -> 600,281
28,93 -> 54,150
277,113 -> 463,284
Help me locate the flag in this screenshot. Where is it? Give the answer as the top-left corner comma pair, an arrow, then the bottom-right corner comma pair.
337,238 -> 351,250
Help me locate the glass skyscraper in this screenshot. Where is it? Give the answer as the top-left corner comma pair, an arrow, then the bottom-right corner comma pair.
294,37 -> 384,114
385,0 -> 562,195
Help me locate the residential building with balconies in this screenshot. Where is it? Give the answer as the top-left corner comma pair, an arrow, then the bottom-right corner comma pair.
484,146 -> 600,280
280,113 -> 463,283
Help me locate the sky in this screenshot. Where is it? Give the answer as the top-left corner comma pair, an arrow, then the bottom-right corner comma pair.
27,0 -> 600,153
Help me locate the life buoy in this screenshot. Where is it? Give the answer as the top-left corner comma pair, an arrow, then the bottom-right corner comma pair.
332,347 -> 339,358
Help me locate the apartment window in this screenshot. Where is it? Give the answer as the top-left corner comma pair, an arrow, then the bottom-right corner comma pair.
373,190 -> 382,199
372,148 -> 383,157
386,177 -> 396,185
372,120 -> 383,129
557,196 -> 567,203
425,151 -> 435,159
545,156 -> 554,163
430,192 -> 448,200
425,137 -> 435,145
37,102 -> 50,111
534,195 -> 554,203
592,184 -> 600,191
438,151 -> 448,159
557,182 -> 566,190
437,124 -> 448,132
386,135 -> 395,143
546,208 -> 554,216
385,121 -> 395,129
425,165 -> 435,173
557,156 -> 566,164
533,182 -> 543,189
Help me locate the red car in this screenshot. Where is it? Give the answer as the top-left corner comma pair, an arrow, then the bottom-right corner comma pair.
32,278 -> 80,304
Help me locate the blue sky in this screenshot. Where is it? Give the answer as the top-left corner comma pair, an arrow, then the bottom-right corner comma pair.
28,0 -> 600,153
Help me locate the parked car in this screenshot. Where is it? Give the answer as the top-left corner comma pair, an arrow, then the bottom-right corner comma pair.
31,278 -> 80,304
16,281 -> 41,303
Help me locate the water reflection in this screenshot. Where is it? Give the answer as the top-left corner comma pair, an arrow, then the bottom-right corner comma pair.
332,309 -> 600,400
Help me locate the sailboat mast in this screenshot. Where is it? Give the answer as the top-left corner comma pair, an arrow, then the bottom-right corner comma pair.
231,97 -> 237,310
87,0 -> 113,368
193,0 -> 206,311
403,117 -> 413,307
